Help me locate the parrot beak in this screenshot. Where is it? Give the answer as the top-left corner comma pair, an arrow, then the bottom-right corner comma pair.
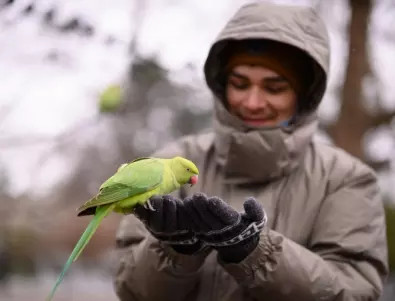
189,175 -> 198,187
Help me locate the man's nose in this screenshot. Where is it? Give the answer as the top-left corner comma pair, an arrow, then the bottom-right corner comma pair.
243,87 -> 267,111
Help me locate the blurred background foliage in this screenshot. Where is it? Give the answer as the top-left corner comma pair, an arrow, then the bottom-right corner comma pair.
386,204 -> 395,272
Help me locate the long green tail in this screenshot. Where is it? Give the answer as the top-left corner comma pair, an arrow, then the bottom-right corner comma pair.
46,204 -> 115,301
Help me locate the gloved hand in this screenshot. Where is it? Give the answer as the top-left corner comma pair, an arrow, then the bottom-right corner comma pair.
183,193 -> 267,263
133,194 -> 204,254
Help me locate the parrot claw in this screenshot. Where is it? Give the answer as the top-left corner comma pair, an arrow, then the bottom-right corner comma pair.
144,199 -> 156,211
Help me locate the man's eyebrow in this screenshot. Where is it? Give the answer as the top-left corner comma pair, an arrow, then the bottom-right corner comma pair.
229,71 -> 248,80
229,71 -> 287,83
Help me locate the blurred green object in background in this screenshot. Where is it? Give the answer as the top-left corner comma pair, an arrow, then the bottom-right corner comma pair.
385,205 -> 395,272
98,84 -> 123,113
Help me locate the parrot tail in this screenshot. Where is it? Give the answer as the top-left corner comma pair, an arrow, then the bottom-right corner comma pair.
46,203 -> 115,301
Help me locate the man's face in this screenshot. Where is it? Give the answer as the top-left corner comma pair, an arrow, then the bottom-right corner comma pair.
226,65 -> 297,127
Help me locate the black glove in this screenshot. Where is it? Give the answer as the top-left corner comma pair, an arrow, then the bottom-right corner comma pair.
133,195 -> 204,254
183,193 -> 267,263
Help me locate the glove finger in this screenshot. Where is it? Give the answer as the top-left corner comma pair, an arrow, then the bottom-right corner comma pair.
193,196 -> 227,230
133,204 -> 148,222
148,195 -> 165,232
162,195 -> 177,232
206,197 -> 239,225
243,197 -> 265,222
175,198 -> 189,231
190,193 -> 225,231
183,195 -> 211,233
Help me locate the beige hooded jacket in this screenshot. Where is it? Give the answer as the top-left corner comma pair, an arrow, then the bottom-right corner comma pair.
113,2 -> 389,301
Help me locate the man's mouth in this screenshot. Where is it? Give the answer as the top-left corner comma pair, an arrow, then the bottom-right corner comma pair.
242,118 -> 274,126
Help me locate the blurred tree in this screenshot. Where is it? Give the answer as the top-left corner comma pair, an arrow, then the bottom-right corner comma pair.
326,0 -> 395,169
0,170 -> 39,278
0,171 -> 13,285
323,0 -> 395,275
104,56 -> 212,157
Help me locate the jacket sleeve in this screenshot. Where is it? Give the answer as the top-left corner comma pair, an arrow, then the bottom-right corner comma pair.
113,135 -> 210,301
113,215 -> 210,301
219,169 -> 389,301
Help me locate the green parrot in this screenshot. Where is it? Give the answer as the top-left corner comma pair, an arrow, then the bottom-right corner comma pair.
98,84 -> 123,113
46,156 -> 199,301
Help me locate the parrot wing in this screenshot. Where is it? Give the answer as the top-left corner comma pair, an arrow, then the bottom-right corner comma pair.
100,156 -> 155,189
76,158 -> 164,215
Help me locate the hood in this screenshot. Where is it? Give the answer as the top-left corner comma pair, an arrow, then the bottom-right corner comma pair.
203,2 -> 330,184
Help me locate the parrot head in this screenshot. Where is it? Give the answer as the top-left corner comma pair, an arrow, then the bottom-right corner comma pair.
170,157 -> 199,187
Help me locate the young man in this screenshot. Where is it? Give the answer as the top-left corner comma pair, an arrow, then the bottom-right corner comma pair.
113,2 -> 389,301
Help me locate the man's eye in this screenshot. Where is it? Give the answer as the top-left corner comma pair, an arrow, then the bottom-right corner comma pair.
265,85 -> 287,94
230,80 -> 249,90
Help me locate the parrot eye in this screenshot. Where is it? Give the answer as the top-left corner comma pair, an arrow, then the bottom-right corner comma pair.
186,168 -> 190,172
